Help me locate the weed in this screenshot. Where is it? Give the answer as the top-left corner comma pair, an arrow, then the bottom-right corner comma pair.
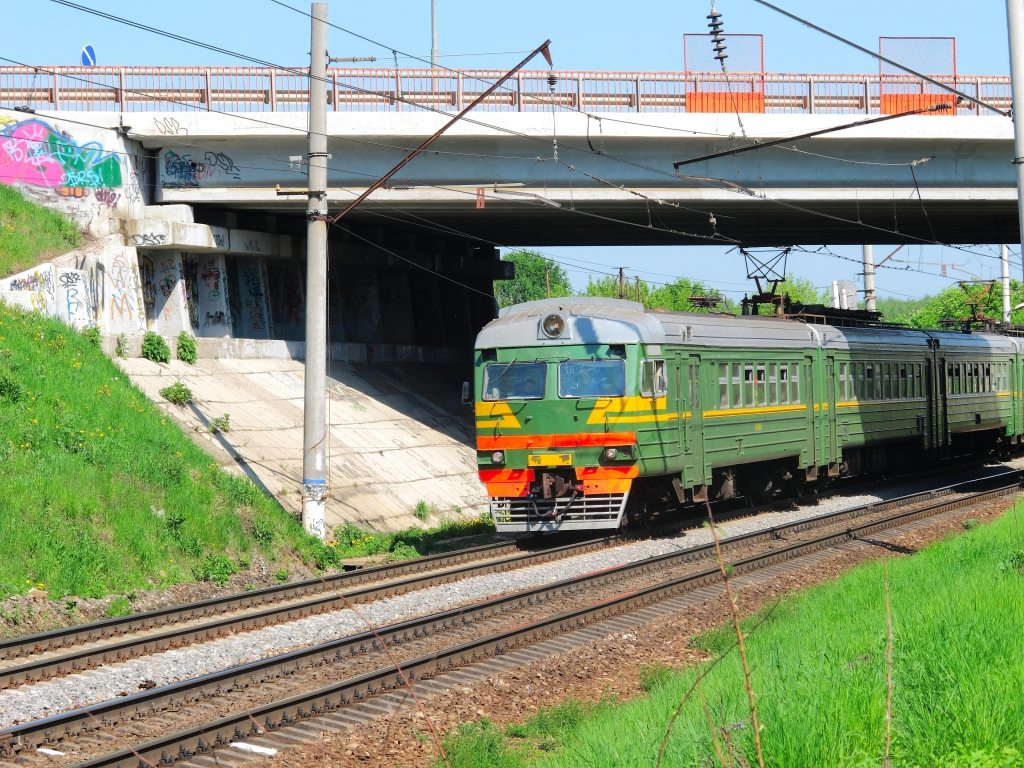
996,549 -> 1024,575
81,326 -> 101,348
639,663 -> 676,692
159,381 -> 193,406
193,554 -> 235,586
176,332 -> 197,364
141,331 -> 170,363
274,569 -> 289,583
209,413 -> 231,433
962,518 -> 981,530
414,500 -> 433,522
105,595 -> 133,617
250,516 -> 276,544
0,370 -> 23,403
115,333 -> 127,358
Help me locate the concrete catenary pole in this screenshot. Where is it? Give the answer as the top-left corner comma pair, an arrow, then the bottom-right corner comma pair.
1007,0 -> 1024,283
862,244 -> 877,313
431,0 -> 440,67
1002,243 -> 1012,323
303,2 -> 329,539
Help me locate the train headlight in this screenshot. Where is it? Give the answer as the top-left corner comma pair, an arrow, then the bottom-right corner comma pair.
604,447 -> 618,460
491,451 -> 505,464
541,313 -> 566,338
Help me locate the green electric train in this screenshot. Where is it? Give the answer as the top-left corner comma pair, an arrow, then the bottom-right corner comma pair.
473,297 -> 1021,533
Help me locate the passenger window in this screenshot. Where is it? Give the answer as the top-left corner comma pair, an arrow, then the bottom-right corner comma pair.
718,362 -> 729,408
756,364 -> 767,406
732,363 -> 742,407
791,364 -> 800,404
899,364 -> 907,399
744,364 -> 754,407
866,365 -> 875,401
769,363 -> 778,405
641,360 -> 668,397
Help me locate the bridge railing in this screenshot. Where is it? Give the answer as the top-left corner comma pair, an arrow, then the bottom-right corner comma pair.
0,66 -> 1010,116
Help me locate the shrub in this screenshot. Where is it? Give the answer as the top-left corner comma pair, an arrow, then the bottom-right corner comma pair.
414,500 -> 432,522
193,553 -> 235,586
115,333 -> 127,358
81,326 -> 101,348
176,332 -> 197,364
159,380 -> 193,406
105,595 -> 133,617
209,413 -> 230,433
0,370 -> 23,404
141,331 -> 170,363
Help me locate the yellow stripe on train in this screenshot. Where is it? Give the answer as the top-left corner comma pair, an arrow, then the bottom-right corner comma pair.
703,403 -> 808,418
587,396 -> 675,425
475,401 -> 521,429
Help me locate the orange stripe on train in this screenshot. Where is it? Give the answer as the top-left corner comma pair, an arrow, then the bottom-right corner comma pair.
477,432 -> 637,450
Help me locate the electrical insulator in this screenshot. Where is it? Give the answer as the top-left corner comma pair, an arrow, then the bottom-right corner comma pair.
547,73 -> 558,90
707,9 -> 728,63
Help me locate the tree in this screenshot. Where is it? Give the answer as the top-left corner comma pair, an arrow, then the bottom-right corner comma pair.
908,280 -> 1024,329
779,275 -> 829,307
581,275 -> 651,303
648,277 -> 725,312
582,274 -> 727,312
493,250 -> 572,308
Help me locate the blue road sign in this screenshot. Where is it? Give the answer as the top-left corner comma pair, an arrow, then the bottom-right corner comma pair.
81,45 -> 96,67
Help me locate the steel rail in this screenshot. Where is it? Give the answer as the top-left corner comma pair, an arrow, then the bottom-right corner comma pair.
0,529 -> 667,686
0,466 -> 1008,684
2,471 -> 1018,766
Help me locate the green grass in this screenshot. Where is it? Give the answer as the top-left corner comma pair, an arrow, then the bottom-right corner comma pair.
436,504 -> 1024,768
0,185 -> 81,276
0,302 -> 344,600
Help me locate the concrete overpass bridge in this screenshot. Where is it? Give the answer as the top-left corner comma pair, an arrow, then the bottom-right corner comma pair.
2,66 -> 1020,245
1,64 -> 1020,530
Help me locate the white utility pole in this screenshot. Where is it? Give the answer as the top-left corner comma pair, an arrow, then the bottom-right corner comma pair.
862,244 -> 877,313
1002,243 -> 1012,323
431,0 -> 440,67
1007,0 -> 1024,283
302,2 -> 329,539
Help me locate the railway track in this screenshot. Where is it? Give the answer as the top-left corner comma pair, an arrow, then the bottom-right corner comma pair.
2,470 -> 1018,768
0,460 -> 995,692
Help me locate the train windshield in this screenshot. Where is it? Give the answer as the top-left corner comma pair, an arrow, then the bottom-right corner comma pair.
558,360 -> 626,398
482,361 -> 547,401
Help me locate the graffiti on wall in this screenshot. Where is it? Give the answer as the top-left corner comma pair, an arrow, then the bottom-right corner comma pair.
242,266 -> 267,331
162,149 -> 241,188
106,252 -> 142,323
0,118 -> 123,191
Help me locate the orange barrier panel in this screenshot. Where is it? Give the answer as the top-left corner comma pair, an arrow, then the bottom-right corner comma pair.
687,91 -> 765,113
880,93 -> 956,115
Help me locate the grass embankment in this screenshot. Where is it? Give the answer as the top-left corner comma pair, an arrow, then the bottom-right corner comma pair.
0,185 -> 81,274
0,303 -> 494,602
440,505 -> 1024,767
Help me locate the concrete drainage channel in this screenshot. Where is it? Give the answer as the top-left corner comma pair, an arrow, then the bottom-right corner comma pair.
2,471 -> 1019,768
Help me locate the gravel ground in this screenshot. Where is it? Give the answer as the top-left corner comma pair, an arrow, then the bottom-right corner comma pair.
0,462 -> 1018,730
258,497 -> 1016,768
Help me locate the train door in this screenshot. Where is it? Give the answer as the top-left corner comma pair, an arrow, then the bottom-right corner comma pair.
928,352 -> 947,457
825,354 -> 839,466
805,354 -> 825,470
684,355 -> 705,488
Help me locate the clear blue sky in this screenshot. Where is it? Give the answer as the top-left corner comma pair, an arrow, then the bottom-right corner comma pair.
3,0 -> 1019,304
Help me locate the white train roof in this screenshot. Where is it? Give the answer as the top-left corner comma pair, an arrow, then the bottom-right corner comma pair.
477,297 -> 1022,355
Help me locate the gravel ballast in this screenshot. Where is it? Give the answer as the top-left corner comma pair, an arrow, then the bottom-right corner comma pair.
0,465 -> 1016,729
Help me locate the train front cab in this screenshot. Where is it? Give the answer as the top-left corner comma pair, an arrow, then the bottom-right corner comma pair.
475,343 -> 682,533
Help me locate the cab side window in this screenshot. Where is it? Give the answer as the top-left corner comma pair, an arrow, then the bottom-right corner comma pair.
641,360 -> 668,397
